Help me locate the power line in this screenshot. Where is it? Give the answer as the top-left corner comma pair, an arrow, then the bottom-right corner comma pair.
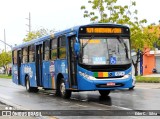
0,39 -> 12,49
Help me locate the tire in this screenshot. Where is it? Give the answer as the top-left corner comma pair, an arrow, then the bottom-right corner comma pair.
99,90 -> 110,98
26,76 -> 31,92
26,76 -> 39,93
57,79 -> 71,99
33,87 -> 39,93
129,86 -> 135,90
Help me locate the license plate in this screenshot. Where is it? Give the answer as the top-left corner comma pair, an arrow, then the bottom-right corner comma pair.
107,82 -> 115,86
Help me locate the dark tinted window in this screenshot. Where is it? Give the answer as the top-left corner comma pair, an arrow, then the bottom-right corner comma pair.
29,45 -> 35,62
22,47 -> 28,63
51,39 -> 57,60
44,40 -> 50,61
58,36 -> 66,59
13,50 -> 17,64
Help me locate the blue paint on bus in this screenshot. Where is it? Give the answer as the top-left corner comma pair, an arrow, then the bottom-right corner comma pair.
12,23 -> 133,98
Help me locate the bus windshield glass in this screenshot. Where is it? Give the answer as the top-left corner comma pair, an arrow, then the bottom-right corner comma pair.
79,38 -> 130,65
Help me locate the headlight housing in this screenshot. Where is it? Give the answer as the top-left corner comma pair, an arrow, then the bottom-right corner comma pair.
123,72 -> 132,79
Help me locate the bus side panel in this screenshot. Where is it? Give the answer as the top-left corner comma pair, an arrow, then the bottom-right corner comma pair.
42,61 -> 56,89
12,65 -> 18,84
21,63 -> 37,87
54,60 -> 69,89
49,61 -> 56,89
42,61 -> 51,88
20,64 -> 27,86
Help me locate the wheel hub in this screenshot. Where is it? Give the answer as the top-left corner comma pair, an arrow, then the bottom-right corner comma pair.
60,82 -> 65,95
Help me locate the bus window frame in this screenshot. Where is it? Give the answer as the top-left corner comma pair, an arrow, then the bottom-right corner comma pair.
58,36 -> 66,59
51,38 -> 58,60
22,47 -> 29,63
13,50 -> 18,65
28,45 -> 35,62
43,39 -> 50,61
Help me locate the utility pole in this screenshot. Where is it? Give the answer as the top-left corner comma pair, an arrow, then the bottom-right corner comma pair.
26,12 -> 31,33
4,29 -> 6,52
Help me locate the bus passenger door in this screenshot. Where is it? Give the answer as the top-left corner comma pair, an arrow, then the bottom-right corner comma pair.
67,36 -> 77,88
17,50 -> 21,85
36,44 -> 43,86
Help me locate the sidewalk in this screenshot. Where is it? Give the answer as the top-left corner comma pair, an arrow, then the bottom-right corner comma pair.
142,74 -> 160,77
136,82 -> 160,89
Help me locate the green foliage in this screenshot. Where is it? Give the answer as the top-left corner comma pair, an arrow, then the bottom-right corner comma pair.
81,0 -> 138,24
80,0 -> 150,51
81,0 -> 159,76
0,74 -> 12,79
136,76 -> 160,83
0,51 -> 12,73
81,0 -> 159,52
23,32 -> 40,42
23,28 -> 55,42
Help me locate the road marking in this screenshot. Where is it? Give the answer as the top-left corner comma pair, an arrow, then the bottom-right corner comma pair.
75,104 -> 88,107
111,105 -> 132,110
68,104 -> 88,108
136,87 -> 160,89
0,94 -> 12,99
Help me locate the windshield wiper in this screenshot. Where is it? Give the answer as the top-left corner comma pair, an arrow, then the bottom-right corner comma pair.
118,38 -> 129,59
82,39 -> 92,48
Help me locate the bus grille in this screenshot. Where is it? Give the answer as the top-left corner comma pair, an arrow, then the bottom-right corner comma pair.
96,83 -> 124,88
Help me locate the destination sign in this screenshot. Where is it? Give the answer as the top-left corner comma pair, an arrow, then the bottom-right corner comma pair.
86,28 -> 122,34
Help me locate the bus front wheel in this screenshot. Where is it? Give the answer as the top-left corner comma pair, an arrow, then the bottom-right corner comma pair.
58,79 -> 71,99
25,76 -> 39,93
99,90 -> 110,97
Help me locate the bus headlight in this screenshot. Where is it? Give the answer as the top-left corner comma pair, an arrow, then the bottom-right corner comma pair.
79,71 -> 96,80
123,72 -> 131,79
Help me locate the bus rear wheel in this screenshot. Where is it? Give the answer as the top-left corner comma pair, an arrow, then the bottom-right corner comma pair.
58,79 -> 71,99
26,76 -> 39,93
99,90 -> 110,98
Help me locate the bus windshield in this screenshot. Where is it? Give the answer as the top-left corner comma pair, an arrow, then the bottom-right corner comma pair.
79,38 -> 131,65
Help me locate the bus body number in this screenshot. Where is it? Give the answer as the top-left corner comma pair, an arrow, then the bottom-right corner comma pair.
115,72 -> 125,76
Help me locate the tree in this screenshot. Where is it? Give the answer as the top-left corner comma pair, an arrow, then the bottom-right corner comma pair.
81,0 -> 138,24
0,51 -> 12,74
131,24 -> 159,75
81,0 -> 158,75
23,28 -> 55,42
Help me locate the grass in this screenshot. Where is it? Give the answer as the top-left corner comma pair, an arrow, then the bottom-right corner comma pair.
136,76 -> 160,83
0,74 -> 12,79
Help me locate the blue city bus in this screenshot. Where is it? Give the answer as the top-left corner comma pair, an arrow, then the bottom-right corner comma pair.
12,23 -> 133,98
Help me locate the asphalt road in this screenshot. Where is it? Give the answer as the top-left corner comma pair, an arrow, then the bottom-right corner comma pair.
0,78 -> 160,119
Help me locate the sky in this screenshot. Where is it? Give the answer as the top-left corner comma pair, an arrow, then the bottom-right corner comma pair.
0,0 -> 159,51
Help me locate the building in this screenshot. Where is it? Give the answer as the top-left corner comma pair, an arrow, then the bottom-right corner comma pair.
143,48 -> 160,75
142,24 -> 160,75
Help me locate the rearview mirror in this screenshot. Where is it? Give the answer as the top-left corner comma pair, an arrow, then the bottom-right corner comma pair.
74,42 -> 80,56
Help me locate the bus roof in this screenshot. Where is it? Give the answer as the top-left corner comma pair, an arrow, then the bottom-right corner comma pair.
12,23 -> 129,51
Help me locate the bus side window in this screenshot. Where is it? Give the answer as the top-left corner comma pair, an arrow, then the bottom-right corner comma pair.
29,45 -> 35,62
51,38 -> 57,60
13,50 -> 17,64
22,47 -> 28,63
58,36 -> 66,59
43,40 -> 50,61
71,37 -> 76,56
